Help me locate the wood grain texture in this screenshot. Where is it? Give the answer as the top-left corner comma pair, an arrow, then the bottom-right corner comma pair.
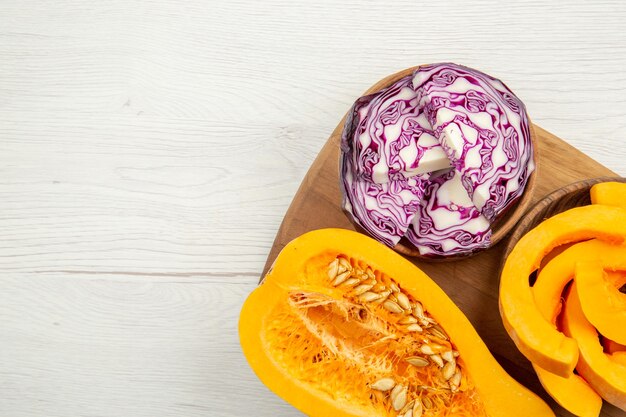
1,0 -> 626,416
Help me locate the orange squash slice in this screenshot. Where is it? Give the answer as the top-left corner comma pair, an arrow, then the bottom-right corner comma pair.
529,240 -> 611,417
563,276 -> 626,411
532,364 -> 602,417
590,181 -> 626,207
500,205 -> 626,377
574,261 -> 626,345
532,240 -> 624,324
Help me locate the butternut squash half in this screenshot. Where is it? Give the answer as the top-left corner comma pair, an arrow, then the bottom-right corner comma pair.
500,205 -> 626,377
240,229 -> 554,417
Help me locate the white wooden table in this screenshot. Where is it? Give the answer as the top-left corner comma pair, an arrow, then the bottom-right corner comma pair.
1,1 -> 625,416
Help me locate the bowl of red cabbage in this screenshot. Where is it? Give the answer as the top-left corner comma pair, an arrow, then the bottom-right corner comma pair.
340,63 -> 538,259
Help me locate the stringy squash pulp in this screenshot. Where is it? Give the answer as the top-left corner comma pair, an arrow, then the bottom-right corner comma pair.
239,229 -> 553,417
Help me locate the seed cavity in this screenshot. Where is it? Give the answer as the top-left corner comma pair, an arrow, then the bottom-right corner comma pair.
325,257 -> 470,415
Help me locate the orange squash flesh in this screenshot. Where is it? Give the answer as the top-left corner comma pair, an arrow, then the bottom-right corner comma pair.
500,205 -> 626,377
590,182 -> 626,207
529,240 -> 616,417
533,239 -> 624,323
563,278 -> 626,411
240,229 -> 554,417
532,364 -> 602,417
574,262 -> 626,345
611,352 -> 626,366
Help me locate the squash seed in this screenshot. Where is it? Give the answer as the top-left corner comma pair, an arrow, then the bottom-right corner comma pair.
419,344 -> 435,355
400,399 -> 415,415
429,325 -> 448,341
449,371 -> 462,391
430,354 -> 444,368
406,323 -> 423,332
412,398 -> 423,417
405,356 -> 429,367
366,267 -> 375,280
390,282 -> 400,293
398,316 -> 418,325
358,291 -> 382,303
370,377 -> 395,392
338,257 -> 352,272
396,292 -> 411,310
383,300 -> 404,314
403,409 -> 413,417
327,258 -> 339,279
371,290 -> 391,305
441,350 -> 455,362
390,384 -> 407,411
412,302 -> 424,319
342,278 -> 360,287
429,343 -> 445,353
332,270 -> 351,286
353,283 -> 375,296
442,361 -> 456,380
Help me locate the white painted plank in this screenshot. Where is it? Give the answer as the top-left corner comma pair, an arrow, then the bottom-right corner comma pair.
0,273 -> 300,417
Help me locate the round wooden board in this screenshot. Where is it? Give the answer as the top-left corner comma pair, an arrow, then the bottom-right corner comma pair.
260,69 -> 622,416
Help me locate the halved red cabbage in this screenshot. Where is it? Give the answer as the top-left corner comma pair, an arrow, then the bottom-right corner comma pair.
351,75 -> 450,184
405,170 -> 491,256
340,63 -> 533,256
413,63 -> 534,221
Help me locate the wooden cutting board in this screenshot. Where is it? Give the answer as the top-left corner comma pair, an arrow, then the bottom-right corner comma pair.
261,68 -> 621,417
